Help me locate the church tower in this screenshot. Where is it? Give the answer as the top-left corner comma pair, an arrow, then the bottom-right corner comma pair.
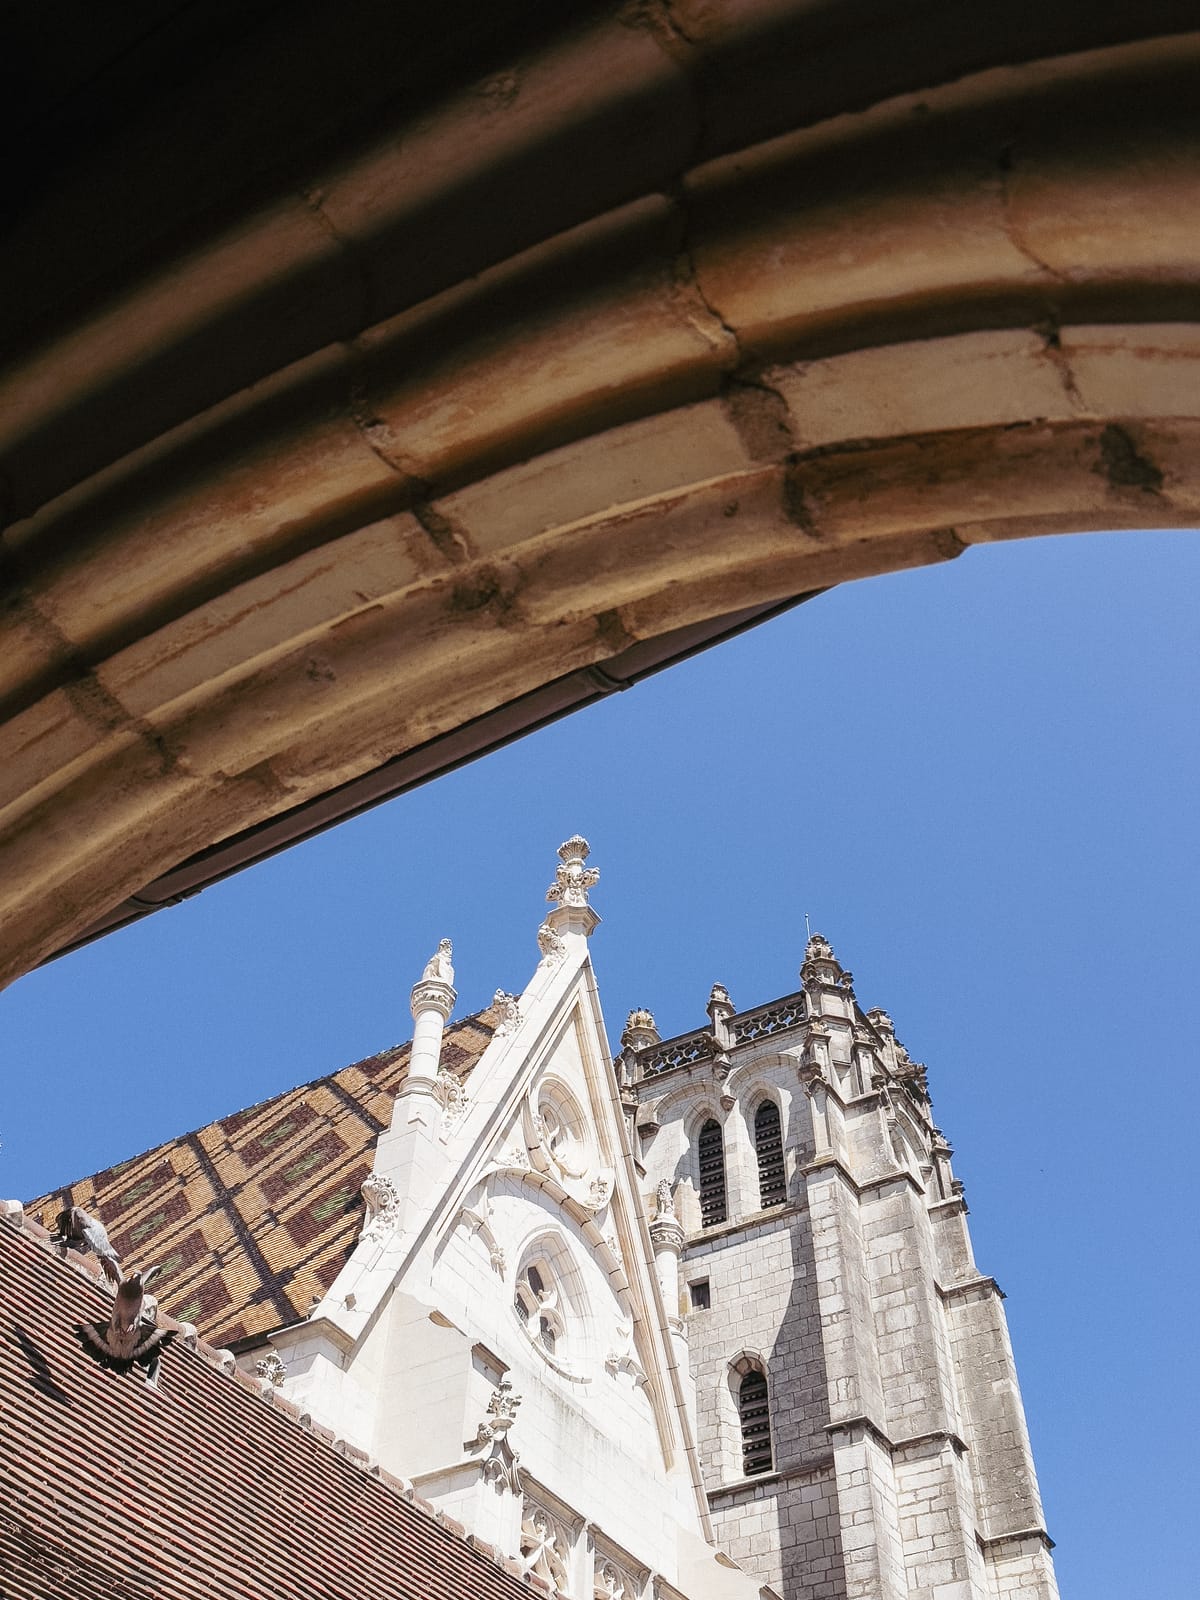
621,936 -> 1059,1600
33,848 -> 1060,1600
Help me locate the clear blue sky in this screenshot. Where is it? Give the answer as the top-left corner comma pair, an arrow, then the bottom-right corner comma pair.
4,528 -> 1197,1598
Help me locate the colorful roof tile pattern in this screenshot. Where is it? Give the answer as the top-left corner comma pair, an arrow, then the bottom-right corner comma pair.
28,1010 -> 498,1347
0,1214 -> 535,1600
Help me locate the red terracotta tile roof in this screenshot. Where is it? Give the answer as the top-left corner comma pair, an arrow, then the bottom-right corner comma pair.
0,1213 -> 535,1600
28,1010 -> 498,1347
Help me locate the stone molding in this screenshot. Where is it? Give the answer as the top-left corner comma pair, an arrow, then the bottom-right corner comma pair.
976,1527 -> 1057,1553
824,1415 -> 969,1460
937,1273 -> 1006,1304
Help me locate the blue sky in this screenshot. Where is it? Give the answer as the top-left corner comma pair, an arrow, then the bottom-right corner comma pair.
4,527 -> 1197,1598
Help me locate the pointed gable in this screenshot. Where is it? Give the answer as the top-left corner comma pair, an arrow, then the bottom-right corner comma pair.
27,1010 -> 497,1347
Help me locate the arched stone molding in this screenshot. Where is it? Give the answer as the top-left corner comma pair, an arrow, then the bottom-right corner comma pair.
747,1093 -> 788,1212
676,1101 -> 734,1233
508,1222 -> 603,1385
6,14 -> 1200,982
473,1166 -> 630,1297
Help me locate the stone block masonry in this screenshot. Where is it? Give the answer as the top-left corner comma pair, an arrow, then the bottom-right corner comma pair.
627,937 -> 1059,1599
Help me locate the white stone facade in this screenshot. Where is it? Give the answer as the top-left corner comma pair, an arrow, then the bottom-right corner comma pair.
246,851 -> 1057,1600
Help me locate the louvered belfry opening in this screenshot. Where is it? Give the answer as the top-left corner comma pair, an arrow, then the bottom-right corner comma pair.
739,1370 -> 773,1476
698,1118 -> 727,1227
754,1100 -> 786,1209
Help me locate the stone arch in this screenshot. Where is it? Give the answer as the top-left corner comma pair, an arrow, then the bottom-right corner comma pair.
714,1350 -> 777,1484
750,1097 -> 787,1212
693,1115 -> 729,1231
4,10 -> 1200,983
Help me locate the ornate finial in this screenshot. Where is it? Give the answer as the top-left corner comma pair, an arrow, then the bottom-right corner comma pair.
486,1375 -> 522,1431
621,1008 -> 659,1049
801,930 -> 852,990
546,835 -> 599,909
709,983 -> 731,1008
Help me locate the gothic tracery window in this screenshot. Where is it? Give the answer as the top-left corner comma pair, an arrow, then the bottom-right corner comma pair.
514,1259 -> 563,1354
754,1099 -> 786,1208
697,1117 -> 727,1226
520,1504 -> 571,1594
738,1367 -> 773,1476
536,1080 -> 590,1177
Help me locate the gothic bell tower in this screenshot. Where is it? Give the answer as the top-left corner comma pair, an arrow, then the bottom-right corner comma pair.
623,935 -> 1059,1600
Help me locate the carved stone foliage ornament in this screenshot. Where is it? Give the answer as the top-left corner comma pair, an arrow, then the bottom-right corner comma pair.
520,1503 -> 572,1594
360,1171 -> 401,1237
433,1068 -> 469,1124
604,1316 -> 649,1388
255,1351 -> 287,1386
585,1176 -> 612,1214
546,833 -> 599,909
470,1376 -> 522,1445
504,1144 -> 531,1171
468,1376 -> 524,1493
537,920 -> 567,967
492,990 -> 522,1035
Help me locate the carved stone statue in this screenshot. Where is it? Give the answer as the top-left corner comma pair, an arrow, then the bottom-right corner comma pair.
421,938 -> 454,983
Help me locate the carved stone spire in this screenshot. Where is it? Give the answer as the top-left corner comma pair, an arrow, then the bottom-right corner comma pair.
543,834 -> 600,937
801,931 -> 853,991
707,982 -> 735,1049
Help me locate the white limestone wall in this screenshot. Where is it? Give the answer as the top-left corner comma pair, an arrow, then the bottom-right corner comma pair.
365,1172 -> 697,1584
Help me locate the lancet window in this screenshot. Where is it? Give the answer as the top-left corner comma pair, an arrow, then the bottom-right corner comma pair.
697,1118 -> 727,1227
738,1368 -> 773,1476
754,1099 -> 786,1208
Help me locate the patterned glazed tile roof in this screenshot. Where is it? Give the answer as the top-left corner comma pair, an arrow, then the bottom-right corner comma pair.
0,1214 -> 534,1600
28,1010 -> 498,1348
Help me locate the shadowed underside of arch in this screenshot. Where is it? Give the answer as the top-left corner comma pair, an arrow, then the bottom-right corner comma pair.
2,1 -> 1198,983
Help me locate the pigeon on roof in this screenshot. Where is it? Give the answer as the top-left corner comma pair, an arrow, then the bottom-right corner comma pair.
51,1204 -> 122,1285
75,1266 -> 177,1387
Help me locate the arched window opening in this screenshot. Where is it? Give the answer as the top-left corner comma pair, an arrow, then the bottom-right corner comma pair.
739,1369 -> 773,1476
754,1100 -> 786,1209
698,1119 -> 727,1227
